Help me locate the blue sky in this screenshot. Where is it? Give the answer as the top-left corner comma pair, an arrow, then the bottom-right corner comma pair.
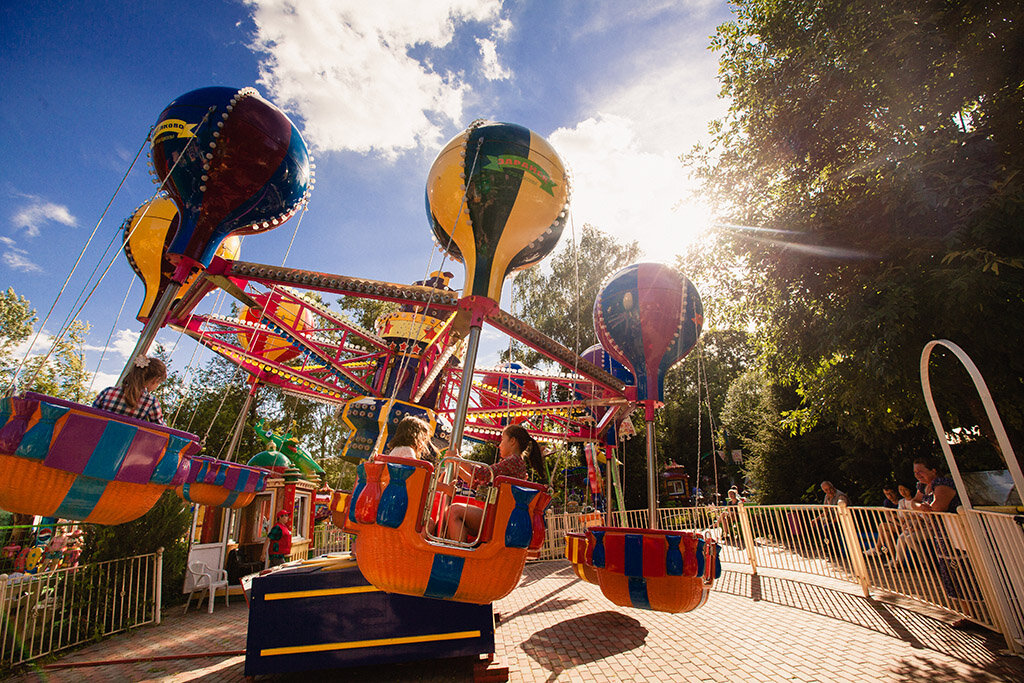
1,0 -> 732,388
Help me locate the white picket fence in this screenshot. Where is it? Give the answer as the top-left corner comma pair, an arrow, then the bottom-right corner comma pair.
0,549 -> 162,669
541,503 -> 1024,654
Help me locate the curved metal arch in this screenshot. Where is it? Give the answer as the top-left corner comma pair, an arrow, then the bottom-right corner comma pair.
919,339 -> 1023,510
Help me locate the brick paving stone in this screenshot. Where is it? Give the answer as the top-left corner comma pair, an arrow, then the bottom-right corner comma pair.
6,561 -> 1023,682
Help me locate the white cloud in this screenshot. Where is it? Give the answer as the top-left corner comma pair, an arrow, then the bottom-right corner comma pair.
476,37 -> 510,81
90,370 -> 120,392
245,0 -> 502,157
11,198 -> 77,237
2,246 -> 42,273
550,113 -> 713,261
112,329 -> 141,358
549,26 -> 728,261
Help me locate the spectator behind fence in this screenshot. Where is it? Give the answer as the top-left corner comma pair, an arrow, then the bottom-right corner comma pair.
810,481 -> 849,526
912,456 -> 982,629
716,487 -> 744,545
864,485 -> 901,559
881,485 -> 899,509
889,483 -> 926,568
808,481 -> 850,556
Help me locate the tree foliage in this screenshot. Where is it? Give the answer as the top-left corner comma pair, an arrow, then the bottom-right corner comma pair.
0,287 -> 36,375
686,0 -> 1024,497
1,288 -> 92,401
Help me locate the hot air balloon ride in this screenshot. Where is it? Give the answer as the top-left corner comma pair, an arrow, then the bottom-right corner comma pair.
563,263 -> 720,613
342,121 -> 574,603
0,85 -> 315,525
122,197 -> 243,322
120,85 -> 313,373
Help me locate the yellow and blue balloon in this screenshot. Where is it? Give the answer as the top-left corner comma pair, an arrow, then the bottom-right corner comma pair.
426,120 -> 570,302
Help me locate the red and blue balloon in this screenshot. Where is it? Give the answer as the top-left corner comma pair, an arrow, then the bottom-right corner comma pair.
150,86 -> 312,272
593,263 -> 703,406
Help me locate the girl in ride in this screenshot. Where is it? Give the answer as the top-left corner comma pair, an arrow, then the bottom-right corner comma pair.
92,356 -> 167,424
384,415 -> 439,464
445,423 -> 544,541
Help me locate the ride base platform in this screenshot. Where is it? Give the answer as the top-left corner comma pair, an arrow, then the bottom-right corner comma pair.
243,552 -> 495,677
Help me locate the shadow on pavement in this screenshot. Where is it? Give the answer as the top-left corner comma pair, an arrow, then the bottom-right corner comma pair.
715,569 -> 1024,680
521,611 -> 647,682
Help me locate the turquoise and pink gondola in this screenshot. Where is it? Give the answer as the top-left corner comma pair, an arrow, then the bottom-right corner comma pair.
0,392 -> 197,525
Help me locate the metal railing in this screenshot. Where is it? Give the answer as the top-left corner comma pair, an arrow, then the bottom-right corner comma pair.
0,549 -> 162,670
541,503 -> 1023,650
966,508 -> 1024,653
310,525 -> 354,556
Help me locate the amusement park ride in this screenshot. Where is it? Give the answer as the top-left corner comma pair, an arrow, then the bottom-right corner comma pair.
0,86 -> 720,676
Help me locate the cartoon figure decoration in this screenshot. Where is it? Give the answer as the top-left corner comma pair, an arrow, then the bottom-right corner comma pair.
121,197 -> 241,322
266,508 -> 293,567
149,86 -> 312,275
426,120 -> 570,302
250,419 -> 324,479
594,263 -> 703,410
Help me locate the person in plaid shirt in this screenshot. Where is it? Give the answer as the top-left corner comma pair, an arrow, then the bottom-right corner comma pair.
92,356 -> 167,424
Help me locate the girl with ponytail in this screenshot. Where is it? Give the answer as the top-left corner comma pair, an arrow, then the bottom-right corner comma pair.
445,422 -> 545,540
92,356 -> 167,424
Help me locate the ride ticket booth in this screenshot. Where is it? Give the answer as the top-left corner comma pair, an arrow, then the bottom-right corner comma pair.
185,469 -> 318,591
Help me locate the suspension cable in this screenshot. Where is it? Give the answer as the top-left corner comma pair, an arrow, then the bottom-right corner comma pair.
5,130 -> 151,393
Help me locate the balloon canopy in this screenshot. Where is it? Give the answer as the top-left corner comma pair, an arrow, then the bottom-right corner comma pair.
593,263 -> 703,405
579,343 -> 634,445
150,86 -> 312,271
426,120 -> 570,302
122,198 -> 241,322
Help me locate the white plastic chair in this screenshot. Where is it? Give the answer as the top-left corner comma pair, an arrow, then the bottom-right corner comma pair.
184,561 -> 229,614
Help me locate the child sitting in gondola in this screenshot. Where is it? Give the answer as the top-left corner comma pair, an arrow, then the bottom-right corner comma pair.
383,415 -> 439,464
443,423 -> 544,542
92,356 -> 167,424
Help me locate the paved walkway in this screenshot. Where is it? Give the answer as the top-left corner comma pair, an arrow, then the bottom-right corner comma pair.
9,561 -> 1023,682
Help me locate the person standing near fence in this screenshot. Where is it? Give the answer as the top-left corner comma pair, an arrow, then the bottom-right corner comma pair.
889,483 -> 925,568
864,485 -> 901,559
912,456 -> 982,629
808,481 -> 850,556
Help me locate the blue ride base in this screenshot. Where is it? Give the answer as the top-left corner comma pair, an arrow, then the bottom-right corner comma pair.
244,553 -> 495,676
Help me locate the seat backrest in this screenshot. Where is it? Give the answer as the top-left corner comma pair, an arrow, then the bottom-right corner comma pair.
189,561 -> 209,577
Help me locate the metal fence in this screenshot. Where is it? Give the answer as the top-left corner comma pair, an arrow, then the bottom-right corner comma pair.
541,503 -> 1024,652
310,525 -> 354,556
0,550 -> 162,670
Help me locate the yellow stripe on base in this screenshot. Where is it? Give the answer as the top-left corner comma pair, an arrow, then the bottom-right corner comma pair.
260,630 -> 482,656
264,585 -> 379,601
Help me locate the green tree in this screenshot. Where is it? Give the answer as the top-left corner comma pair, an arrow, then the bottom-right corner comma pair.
1,288 -> 92,401
23,319 -> 93,402
688,0 -> 1024,490
658,329 -> 757,502
510,224 -> 641,367
0,287 -> 36,379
